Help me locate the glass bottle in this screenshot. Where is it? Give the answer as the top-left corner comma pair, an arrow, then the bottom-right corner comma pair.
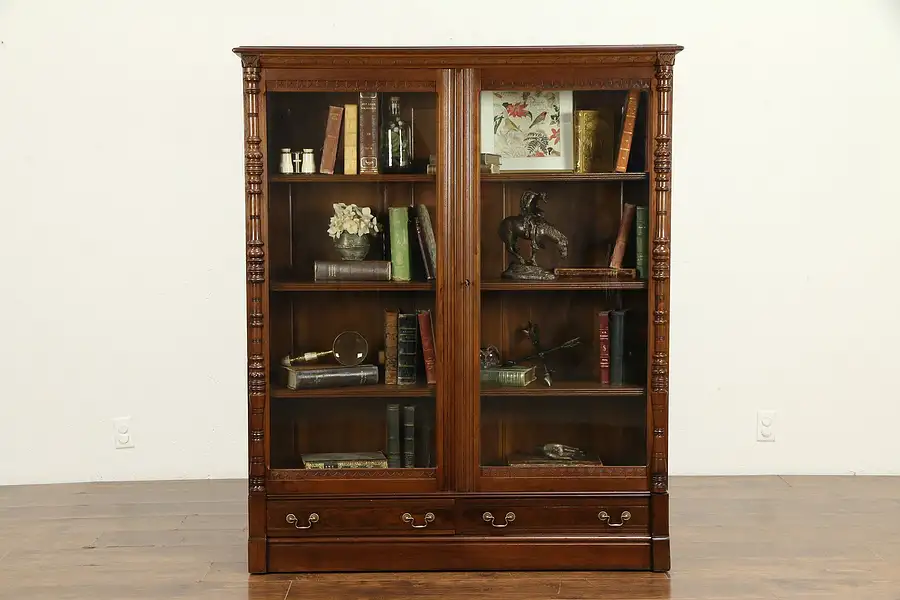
381,96 -> 412,173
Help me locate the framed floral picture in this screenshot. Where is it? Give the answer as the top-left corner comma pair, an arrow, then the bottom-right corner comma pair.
479,90 -> 575,172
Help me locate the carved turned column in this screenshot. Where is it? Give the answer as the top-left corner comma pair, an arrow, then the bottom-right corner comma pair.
241,53 -> 267,573
648,50 -> 675,572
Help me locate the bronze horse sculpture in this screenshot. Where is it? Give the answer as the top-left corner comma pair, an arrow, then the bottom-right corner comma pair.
498,190 -> 569,280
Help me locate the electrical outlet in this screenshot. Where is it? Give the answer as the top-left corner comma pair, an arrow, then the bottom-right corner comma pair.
757,410 -> 776,442
113,417 -> 134,449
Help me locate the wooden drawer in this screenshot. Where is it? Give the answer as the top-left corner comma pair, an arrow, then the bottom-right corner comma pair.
268,499 -> 455,537
456,497 -> 649,535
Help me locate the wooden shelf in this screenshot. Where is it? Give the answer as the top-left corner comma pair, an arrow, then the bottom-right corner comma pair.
269,468 -> 437,480
481,381 -> 645,397
270,174 -> 434,183
271,281 -> 434,292
481,278 -> 647,291
271,383 -> 435,398
482,172 -> 648,182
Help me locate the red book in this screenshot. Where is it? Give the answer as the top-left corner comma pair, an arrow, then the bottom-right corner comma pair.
417,309 -> 437,385
597,310 -> 611,385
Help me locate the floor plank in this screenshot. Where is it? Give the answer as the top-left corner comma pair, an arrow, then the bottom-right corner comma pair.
0,476 -> 897,599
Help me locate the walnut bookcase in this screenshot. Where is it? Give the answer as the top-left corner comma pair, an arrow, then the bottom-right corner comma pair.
234,44 -> 681,573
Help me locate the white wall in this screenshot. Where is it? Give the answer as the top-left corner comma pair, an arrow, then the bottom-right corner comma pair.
0,0 -> 898,485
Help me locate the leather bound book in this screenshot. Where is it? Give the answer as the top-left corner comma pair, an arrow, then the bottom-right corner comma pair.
397,312 -> 418,385
609,203 -> 636,269
610,309 -> 626,385
402,405 -> 416,468
417,309 -> 437,385
413,217 -> 434,280
343,103 -> 358,175
314,260 -> 391,281
384,309 -> 399,385
388,207 -> 411,281
416,204 -> 438,276
614,89 -> 640,173
283,364 -> 379,389
319,105 -> 344,174
635,206 -> 649,279
358,92 -> 379,174
386,403 -> 401,468
597,309 -> 611,385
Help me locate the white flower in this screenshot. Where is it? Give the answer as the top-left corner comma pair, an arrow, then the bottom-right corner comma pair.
326,204 -> 379,238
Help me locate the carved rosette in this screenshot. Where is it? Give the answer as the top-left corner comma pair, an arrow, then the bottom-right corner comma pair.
650,52 -> 675,494
242,54 -> 266,496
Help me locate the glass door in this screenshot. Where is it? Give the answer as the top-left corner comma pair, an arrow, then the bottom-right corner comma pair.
476,86 -> 652,491
263,80 -> 442,493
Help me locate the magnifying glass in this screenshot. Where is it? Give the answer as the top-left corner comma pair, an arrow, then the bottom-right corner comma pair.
281,331 -> 369,367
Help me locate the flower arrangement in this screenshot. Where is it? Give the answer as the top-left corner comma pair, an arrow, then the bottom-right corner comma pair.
327,203 -> 380,239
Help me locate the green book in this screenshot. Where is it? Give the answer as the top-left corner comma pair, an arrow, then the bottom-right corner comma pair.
635,206 -> 649,280
388,207 -> 411,282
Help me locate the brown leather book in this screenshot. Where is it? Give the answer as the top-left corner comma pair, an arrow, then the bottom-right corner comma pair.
384,309 -> 399,385
319,105 -> 344,174
358,92 -> 379,174
614,89 -> 640,173
609,203 -> 636,269
597,310 -> 611,385
417,309 -> 437,385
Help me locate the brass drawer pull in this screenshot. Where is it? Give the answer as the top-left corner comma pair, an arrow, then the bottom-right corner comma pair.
598,510 -> 631,527
483,511 -> 516,528
401,512 -> 435,528
285,512 -> 319,530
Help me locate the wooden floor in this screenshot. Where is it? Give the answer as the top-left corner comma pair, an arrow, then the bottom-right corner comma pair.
0,477 -> 897,599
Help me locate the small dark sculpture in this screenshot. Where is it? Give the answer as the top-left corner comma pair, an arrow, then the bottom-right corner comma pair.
498,191 -> 569,280
503,321 -> 582,386
479,345 -> 502,369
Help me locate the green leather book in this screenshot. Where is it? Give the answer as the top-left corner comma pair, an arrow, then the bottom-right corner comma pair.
636,206 -> 649,279
388,206 -> 411,281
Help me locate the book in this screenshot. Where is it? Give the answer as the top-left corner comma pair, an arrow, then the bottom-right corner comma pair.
386,403 -> 401,468
358,92 -> 379,174
313,260 -> 391,281
635,206 -> 649,279
319,105 -> 344,174
301,452 -> 388,469
397,312 -> 418,385
417,309 -> 437,385
481,365 -> 536,387
384,309 -> 399,385
597,310 -> 611,385
402,405 -> 416,468
614,89 -> 640,173
343,103 -> 358,175
413,216 -> 433,280
554,267 -> 637,278
610,309 -> 626,385
284,364 -> 379,389
609,203 -> 636,269
388,206 -> 411,282
416,204 -> 437,277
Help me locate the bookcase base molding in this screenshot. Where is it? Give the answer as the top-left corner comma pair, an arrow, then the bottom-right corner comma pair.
260,493 -> 668,573
235,44 -> 681,574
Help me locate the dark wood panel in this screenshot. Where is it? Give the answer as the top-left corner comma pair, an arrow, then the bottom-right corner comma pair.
268,538 -> 652,572
266,477 -> 439,496
478,474 -> 649,493
268,499 -> 455,537
456,496 -> 648,535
